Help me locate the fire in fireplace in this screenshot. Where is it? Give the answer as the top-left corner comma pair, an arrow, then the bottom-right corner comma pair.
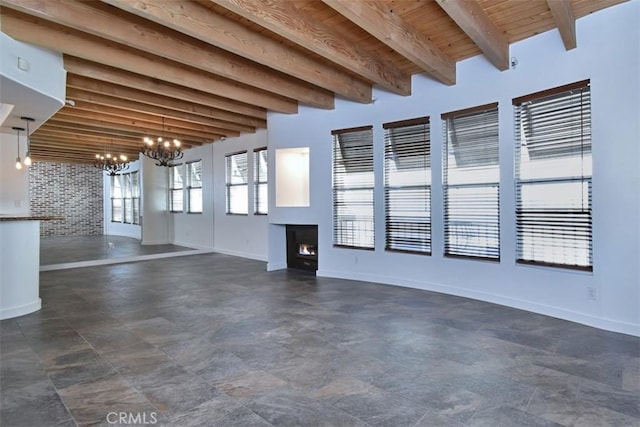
286,225 -> 318,272
298,243 -> 316,257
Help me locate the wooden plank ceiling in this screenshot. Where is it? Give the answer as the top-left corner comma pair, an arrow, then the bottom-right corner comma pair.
0,0 -> 624,164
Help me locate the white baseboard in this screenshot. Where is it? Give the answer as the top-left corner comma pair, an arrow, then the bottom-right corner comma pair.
316,269 -> 640,337
212,247 -> 267,262
267,262 -> 287,271
0,298 -> 41,320
173,241 -> 214,251
141,239 -> 170,245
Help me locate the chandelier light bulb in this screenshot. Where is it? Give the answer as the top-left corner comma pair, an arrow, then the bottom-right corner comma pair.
120,155 -> 127,161
157,137 -> 163,142
24,154 -> 32,166
16,157 -> 22,170
173,139 -> 181,146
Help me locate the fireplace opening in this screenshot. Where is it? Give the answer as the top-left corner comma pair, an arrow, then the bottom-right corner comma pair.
286,225 -> 318,272
298,243 -> 316,257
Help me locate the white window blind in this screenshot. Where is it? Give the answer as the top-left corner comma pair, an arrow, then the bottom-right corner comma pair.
169,164 -> 184,212
442,103 -> 500,261
332,126 -> 374,249
131,171 -> 140,225
384,117 -> 431,254
514,80 -> 592,271
111,174 -> 123,222
123,173 -> 132,224
226,151 -> 248,214
254,147 -> 268,215
187,160 -> 203,213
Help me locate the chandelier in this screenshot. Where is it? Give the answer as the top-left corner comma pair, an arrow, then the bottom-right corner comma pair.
141,116 -> 183,167
94,152 -> 129,176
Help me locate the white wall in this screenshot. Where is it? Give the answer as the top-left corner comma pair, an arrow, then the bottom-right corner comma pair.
140,155 -> 170,245
103,158 -> 142,239
267,1 -> 640,336
0,132 -> 29,215
170,144 -> 215,250
212,129 -> 269,260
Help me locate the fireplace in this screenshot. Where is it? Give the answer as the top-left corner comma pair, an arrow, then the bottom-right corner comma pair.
286,225 -> 318,272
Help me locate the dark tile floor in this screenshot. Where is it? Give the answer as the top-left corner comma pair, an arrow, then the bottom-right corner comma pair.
1,253 -> 639,426
40,235 -> 193,266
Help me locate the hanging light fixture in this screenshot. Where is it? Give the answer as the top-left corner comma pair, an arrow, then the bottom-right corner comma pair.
21,116 -> 35,166
94,141 -> 130,176
141,116 -> 183,167
12,126 -> 24,170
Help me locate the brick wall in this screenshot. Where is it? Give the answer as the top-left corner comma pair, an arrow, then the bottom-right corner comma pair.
29,162 -> 104,237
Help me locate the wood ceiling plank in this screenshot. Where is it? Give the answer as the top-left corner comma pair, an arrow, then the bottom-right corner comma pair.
435,0 -> 509,71
546,0 -> 577,50
210,0 -> 412,95
103,0 -> 372,103
37,124 -> 142,142
322,0 -> 456,85
0,10 -> 298,113
65,88 -> 257,134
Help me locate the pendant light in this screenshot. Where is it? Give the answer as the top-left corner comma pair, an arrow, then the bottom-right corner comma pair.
12,126 -> 24,170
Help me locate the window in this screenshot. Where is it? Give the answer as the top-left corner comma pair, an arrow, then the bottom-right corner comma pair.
254,147 -> 268,214
226,151 -> 248,214
384,117 -> 431,254
111,171 -> 139,224
111,175 -> 123,223
169,164 -> 184,212
442,103 -> 500,260
131,171 -> 140,225
186,160 -> 202,213
332,126 -> 374,249
514,80 -> 592,271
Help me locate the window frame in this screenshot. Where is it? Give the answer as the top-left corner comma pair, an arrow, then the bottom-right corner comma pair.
442,102 -> 501,262
253,147 -> 268,215
514,80 -> 593,271
169,163 -> 184,213
225,151 -> 249,215
383,117 -> 432,255
110,171 -> 140,225
186,160 -> 203,214
332,125 -> 375,250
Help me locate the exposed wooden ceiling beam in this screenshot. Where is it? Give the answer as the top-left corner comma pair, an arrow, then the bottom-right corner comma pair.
41,120 -> 146,141
0,9 -> 298,113
64,68 -> 266,127
4,0 -> 335,110
546,0 -> 577,50
67,100 -> 243,137
64,57 -> 265,121
33,130 -> 143,149
102,0 -> 372,104
322,0 -> 456,85
29,142 -> 141,158
210,0 -> 412,96
50,113 -> 213,144
65,88 -> 256,134
435,0 -> 509,71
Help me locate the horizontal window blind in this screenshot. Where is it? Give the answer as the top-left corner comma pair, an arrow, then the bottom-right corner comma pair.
226,151 -> 248,214
254,147 -> 268,214
384,117 -> 431,254
187,161 -> 202,213
332,126 -> 374,249
442,103 -> 500,260
169,164 -> 183,212
514,80 -> 592,270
